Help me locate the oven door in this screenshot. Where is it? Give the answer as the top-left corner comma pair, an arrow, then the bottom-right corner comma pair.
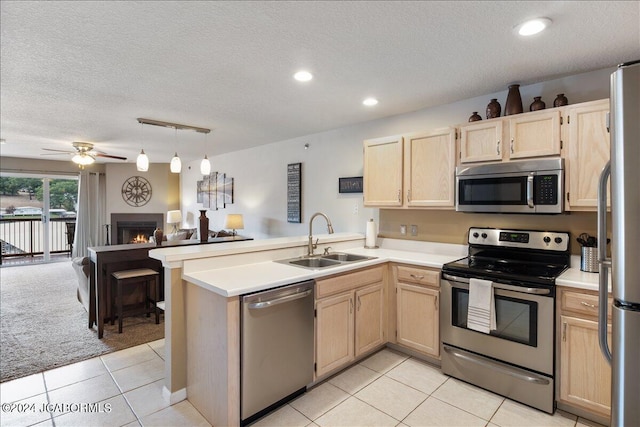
440,274 -> 554,375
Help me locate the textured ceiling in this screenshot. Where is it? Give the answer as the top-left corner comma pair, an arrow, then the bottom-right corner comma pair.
1,1 -> 639,165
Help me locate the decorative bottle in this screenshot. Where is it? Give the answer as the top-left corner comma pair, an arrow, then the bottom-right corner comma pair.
553,93 -> 568,107
529,96 -> 546,111
199,210 -> 209,242
504,84 -> 523,116
486,98 -> 501,119
468,112 -> 482,122
153,228 -> 163,247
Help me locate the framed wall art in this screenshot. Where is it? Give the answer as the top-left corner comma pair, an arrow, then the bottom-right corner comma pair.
287,162 -> 301,223
339,176 -> 363,193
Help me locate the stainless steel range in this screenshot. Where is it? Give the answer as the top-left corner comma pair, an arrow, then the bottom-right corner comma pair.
440,227 -> 570,414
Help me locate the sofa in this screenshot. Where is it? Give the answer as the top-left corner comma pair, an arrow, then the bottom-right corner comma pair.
72,256 -> 91,312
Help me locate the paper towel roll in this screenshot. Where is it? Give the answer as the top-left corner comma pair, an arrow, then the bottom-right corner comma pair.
365,219 -> 377,248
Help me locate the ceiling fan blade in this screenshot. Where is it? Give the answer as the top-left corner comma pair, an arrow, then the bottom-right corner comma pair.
95,153 -> 127,161
42,148 -> 74,154
40,152 -> 71,156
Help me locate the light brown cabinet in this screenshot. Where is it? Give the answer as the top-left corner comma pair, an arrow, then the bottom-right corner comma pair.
394,265 -> 440,358
459,109 -> 561,164
564,99 -> 610,210
315,266 -> 385,378
363,128 -> 456,208
558,287 -> 612,419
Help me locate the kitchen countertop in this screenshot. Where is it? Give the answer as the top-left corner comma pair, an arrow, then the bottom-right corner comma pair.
177,234 -> 607,297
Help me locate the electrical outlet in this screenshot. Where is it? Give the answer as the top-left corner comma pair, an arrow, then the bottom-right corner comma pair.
400,225 -> 407,235
353,202 -> 359,215
411,225 -> 418,236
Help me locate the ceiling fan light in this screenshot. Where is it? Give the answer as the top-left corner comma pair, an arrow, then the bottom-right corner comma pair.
72,153 -> 95,165
136,149 -> 149,172
200,155 -> 211,175
170,152 -> 182,173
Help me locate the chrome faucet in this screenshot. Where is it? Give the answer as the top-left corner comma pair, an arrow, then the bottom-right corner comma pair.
308,212 -> 334,256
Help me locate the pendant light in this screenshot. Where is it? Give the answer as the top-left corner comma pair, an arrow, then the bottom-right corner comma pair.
170,128 -> 182,173
136,122 -> 149,171
200,132 -> 211,175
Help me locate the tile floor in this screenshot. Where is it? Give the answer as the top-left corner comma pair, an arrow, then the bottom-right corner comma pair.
0,343 -> 604,427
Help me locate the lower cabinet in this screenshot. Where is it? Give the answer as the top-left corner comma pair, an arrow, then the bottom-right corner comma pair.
394,264 -> 440,358
558,287 -> 612,419
315,266 -> 385,378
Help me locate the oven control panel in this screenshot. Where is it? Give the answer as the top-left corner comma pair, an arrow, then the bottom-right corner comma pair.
468,227 -> 569,252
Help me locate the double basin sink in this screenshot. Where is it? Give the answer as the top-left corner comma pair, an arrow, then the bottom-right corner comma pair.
276,252 -> 377,270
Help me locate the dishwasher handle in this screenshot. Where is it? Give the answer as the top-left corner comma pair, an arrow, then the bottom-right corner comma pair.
248,289 -> 313,310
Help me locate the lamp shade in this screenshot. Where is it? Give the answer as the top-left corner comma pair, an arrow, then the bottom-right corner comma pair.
200,155 -> 211,175
170,152 -> 182,173
167,210 -> 182,225
136,149 -> 149,172
224,214 -> 244,230
72,153 -> 95,165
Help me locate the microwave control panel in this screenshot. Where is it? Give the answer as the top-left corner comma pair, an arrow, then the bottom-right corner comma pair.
534,175 -> 559,205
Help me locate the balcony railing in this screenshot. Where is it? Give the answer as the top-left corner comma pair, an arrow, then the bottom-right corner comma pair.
0,217 -> 74,264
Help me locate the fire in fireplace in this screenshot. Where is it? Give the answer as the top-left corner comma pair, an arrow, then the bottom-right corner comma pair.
111,213 -> 163,245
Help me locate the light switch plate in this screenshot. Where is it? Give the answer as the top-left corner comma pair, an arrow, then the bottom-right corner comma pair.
400,225 -> 407,235
411,225 -> 418,236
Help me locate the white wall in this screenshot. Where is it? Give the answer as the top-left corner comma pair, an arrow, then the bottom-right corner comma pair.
181,67 -> 614,240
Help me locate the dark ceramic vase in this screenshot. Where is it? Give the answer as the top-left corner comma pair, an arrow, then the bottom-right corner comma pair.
199,209 -> 209,242
553,93 -> 568,107
153,228 -> 163,247
530,96 -> 546,111
468,112 -> 482,122
486,98 -> 501,119
504,84 -> 523,116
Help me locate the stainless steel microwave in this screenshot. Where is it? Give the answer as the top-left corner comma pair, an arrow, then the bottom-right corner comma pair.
455,159 -> 564,214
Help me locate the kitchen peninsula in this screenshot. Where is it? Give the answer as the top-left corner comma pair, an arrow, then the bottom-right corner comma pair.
148,232 -> 605,427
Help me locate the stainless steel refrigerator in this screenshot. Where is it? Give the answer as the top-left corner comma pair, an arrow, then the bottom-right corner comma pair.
598,59 -> 640,427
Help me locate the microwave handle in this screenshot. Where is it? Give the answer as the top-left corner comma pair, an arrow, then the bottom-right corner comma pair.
527,174 -> 534,208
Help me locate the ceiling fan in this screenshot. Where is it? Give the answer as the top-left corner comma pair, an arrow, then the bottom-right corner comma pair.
41,142 -> 127,168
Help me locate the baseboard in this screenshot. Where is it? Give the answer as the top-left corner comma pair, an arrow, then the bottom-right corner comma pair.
163,386 -> 187,405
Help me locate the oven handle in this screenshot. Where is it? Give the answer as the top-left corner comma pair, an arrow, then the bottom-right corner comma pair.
443,345 -> 550,385
442,273 -> 551,295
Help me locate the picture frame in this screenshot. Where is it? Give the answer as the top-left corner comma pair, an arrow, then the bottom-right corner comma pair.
339,176 -> 363,193
287,163 -> 302,223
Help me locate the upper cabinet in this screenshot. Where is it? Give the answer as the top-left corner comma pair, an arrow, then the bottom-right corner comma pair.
459,109 -> 561,164
364,128 -> 456,209
363,135 -> 404,207
564,99 -> 610,210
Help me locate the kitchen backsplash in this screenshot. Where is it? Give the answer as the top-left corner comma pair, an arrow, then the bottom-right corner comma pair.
379,209 -> 606,255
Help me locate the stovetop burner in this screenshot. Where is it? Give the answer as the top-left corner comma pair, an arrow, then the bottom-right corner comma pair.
442,227 -> 570,287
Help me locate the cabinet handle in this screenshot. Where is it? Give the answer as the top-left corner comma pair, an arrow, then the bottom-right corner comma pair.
410,274 -> 424,280
407,189 -> 411,203
350,298 -> 353,314
496,141 -> 500,155
397,189 -> 401,203
435,295 -> 438,311
357,295 -> 361,311
562,322 -> 567,342
510,138 -> 514,154
580,301 -> 596,309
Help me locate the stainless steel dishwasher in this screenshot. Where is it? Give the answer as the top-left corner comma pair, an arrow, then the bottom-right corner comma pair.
240,279 -> 315,426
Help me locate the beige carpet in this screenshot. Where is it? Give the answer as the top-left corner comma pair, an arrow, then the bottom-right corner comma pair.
0,261 -> 164,383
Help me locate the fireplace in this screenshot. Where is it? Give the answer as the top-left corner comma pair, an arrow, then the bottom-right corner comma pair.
111,213 -> 163,245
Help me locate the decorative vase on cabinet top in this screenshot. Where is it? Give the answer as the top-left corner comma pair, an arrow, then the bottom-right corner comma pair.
530,96 -> 546,111
486,98 -> 501,119
199,209 -> 209,242
153,228 -> 163,247
504,84 -> 523,116
468,112 -> 482,122
553,93 -> 568,107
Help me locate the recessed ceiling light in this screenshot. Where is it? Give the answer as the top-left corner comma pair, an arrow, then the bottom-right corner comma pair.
294,71 -> 313,82
363,97 -> 378,106
516,18 -> 552,36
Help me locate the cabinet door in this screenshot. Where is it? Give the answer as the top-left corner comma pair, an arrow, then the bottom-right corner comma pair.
363,135 -> 404,207
404,128 -> 456,207
508,110 -> 561,159
355,283 -> 385,357
559,315 -> 611,417
459,120 -> 503,163
566,99 -> 610,209
316,292 -> 354,377
396,283 -> 439,357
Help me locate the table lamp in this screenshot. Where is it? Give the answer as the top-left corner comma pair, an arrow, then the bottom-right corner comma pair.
224,214 -> 244,237
166,210 -> 182,234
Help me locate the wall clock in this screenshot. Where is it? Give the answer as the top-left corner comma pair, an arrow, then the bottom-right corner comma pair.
121,176 -> 152,207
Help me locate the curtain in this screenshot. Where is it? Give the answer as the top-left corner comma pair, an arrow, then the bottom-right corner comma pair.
72,171 -> 106,258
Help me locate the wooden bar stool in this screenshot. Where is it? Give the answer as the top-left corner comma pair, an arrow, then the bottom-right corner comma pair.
110,268 -> 160,334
